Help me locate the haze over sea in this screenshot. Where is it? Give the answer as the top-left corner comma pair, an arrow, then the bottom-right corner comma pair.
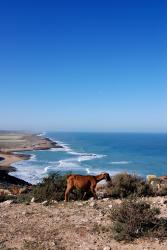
11,132 -> 167,184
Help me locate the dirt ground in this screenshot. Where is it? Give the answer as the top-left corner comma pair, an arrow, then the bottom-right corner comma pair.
1,197 -> 167,250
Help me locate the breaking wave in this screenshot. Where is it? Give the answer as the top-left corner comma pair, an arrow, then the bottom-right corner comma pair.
10,134 -> 106,184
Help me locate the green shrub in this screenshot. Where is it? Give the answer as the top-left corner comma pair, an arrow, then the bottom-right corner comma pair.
107,173 -> 153,198
32,173 -> 67,202
0,194 -> 16,203
9,172 -> 89,203
16,192 -> 33,204
110,199 -> 167,242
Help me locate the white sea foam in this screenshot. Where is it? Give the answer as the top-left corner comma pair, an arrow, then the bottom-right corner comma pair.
30,154 -> 37,161
43,161 -> 82,174
110,161 -> 131,165
43,166 -> 51,173
50,147 -> 67,152
49,138 -> 106,162
38,132 -> 46,137
49,139 -> 72,152
10,161 -> 45,184
85,168 -> 120,177
86,168 -> 90,174
10,136 -> 107,184
67,151 -> 106,161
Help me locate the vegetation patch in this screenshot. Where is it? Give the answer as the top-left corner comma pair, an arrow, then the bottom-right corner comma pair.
107,173 -> 153,198
0,194 -> 16,203
32,173 -> 67,202
0,172 -> 86,204
110,199 -> 167,242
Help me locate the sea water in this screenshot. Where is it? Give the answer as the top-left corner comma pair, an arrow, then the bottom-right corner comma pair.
10,132 -> 167,184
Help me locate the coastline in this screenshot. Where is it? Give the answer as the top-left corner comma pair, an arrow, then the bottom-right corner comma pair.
0,132 -> 63,174
0,152 -> 30,172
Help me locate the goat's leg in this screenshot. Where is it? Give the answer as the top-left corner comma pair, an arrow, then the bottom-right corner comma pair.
65,187 -> 73,202
82,191 -> 87,200
90,187 -> 98,199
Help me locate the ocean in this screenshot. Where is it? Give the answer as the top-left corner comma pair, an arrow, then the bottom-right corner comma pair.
10,132 -> 167,184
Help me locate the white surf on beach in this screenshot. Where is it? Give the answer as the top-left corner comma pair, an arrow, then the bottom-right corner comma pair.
10,135 -> 108,184
10,132 -> 167,184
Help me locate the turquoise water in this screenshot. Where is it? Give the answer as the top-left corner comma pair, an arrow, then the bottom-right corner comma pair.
11,132 -> 167,184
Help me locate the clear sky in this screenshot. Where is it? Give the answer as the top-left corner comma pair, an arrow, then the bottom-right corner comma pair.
0,0 -> 167,132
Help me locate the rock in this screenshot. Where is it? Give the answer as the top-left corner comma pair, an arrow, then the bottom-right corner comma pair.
89,197 -> 94,201
51,241 -> 56,246
22,211 -> 27,216
31,197 -> 35,203
103,246 -> 111,250
89,201 -> 96,208
97,191 -> 108,199
1,200 -> 14,205
51,200 -> 58,204
157,198 -> 164,206
42,200 -> 48,206
103,198 -> 109,201
108,204 -> 113,209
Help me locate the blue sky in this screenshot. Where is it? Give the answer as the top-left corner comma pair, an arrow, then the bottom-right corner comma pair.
0,0 -> 167,132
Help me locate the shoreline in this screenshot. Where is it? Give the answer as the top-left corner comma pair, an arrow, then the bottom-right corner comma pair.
0,152 -> 30,172
0,132 -> 63,174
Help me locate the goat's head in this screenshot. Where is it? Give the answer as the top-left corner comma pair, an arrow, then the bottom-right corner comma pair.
101,172 -> 111,182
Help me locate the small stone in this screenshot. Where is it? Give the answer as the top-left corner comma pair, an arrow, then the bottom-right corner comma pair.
108,204 -> 113,209
89,197 -> 94,201
31,197 -> 35,203
89,201 -> 96,208
103,198 -> 109,201
51,241 -> 56,246
103,246 -> 111,250
51,200 -> 58,204
42,200 -> 48,206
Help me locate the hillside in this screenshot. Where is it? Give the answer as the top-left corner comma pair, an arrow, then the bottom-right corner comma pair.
1,197 -> 167,250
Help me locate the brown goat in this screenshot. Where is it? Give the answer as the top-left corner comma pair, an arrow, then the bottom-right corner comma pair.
65,172 -> 111,201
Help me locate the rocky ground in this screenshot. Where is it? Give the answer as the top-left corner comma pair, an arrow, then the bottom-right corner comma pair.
1,197 -> 167,250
